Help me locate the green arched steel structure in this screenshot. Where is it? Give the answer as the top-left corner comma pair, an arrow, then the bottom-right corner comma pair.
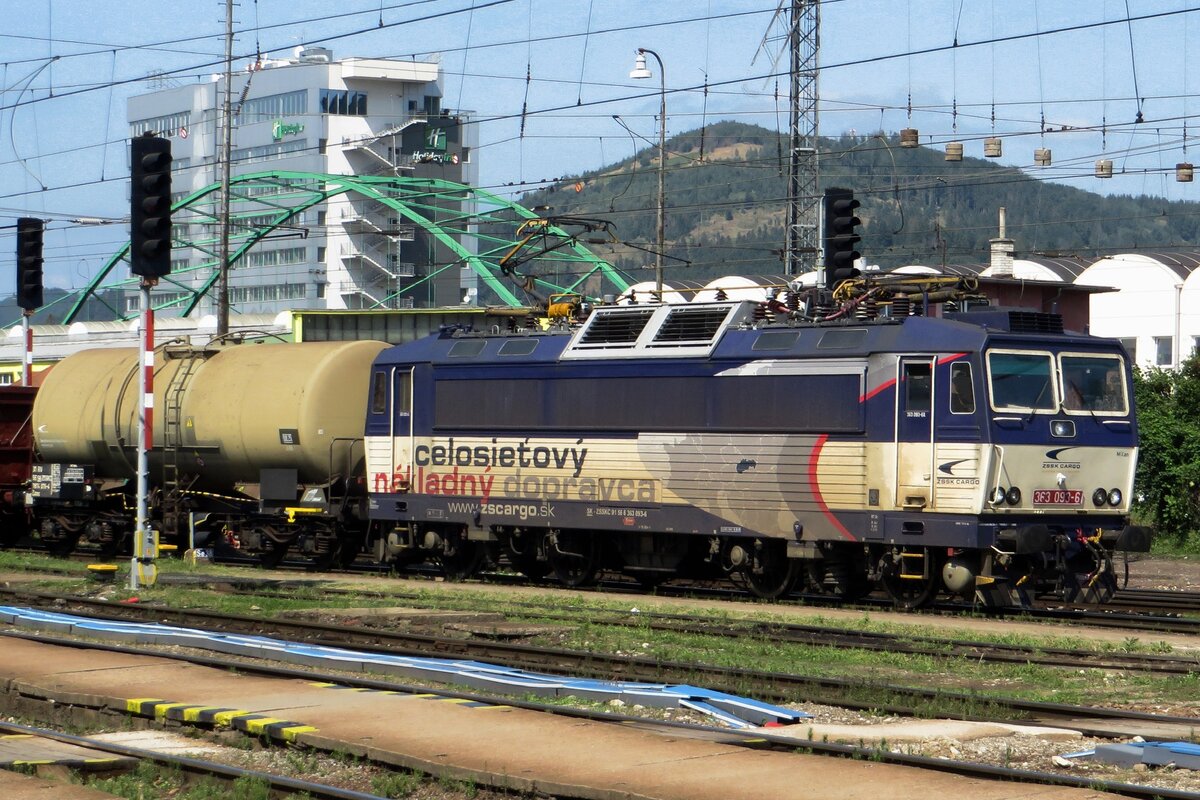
60,172 -> 630,323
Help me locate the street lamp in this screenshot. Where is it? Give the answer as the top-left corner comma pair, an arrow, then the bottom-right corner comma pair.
630,48 -> 666,298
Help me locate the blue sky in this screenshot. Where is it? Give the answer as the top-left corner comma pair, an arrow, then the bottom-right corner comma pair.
2,0 -> 1198,291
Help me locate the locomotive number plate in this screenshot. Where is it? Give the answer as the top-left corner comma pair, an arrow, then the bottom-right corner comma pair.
1032,489 -> 1083,506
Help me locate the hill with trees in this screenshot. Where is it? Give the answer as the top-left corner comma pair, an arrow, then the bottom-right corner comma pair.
517,121 -> 1200,285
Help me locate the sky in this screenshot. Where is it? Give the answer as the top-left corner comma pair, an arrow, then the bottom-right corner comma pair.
2,0 -> 1199,292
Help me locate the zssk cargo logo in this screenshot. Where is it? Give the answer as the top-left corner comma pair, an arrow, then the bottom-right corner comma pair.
1042,446 -> 1081,470
936,458 -> 979,486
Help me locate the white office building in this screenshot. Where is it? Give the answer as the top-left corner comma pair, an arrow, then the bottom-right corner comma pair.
127,46 -> 478,314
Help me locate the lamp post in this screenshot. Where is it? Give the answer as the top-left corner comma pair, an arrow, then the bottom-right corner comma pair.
630,48 -> 666,298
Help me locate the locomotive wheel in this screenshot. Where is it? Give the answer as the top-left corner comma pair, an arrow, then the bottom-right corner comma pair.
438,536 -> 484,581
545,530 -> 599,587
879,547 -> 943,610
505,531 -> 549,580
1062,561 -> 1119,604
741,554 -> 799,600
805,557 -> 870,600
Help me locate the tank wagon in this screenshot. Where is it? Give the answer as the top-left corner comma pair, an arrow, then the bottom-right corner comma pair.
29,340 -> 386,562
363,297 -> 1150,607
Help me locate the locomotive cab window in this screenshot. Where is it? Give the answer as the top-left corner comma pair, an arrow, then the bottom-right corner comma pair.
903,362 -> 931,412
395,370 -> 411,415
987,350 -> 1056,412
1059,353 -> 1127,414
370,371 -> 387,414
949,362 -> 975,414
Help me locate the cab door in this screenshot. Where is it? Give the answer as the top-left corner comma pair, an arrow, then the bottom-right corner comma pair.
895,357 -> 935,509
392,367 -> 414,489
367,365 -> 414,496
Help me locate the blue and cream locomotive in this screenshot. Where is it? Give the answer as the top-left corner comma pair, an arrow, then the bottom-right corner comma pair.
362,289 -> 1150,607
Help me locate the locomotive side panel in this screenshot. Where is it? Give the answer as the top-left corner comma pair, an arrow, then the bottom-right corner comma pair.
369,430 -> 869,542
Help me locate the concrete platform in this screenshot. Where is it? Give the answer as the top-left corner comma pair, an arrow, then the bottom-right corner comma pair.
0,733 -> 136,771
0,635 -> 1124,800
0,769 -> 122,799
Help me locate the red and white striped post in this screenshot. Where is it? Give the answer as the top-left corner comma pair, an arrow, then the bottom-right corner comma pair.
21,313 -> 32,386
130,280 -> 157,589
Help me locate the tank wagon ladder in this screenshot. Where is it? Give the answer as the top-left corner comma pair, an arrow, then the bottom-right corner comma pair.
160,351 -> 203,537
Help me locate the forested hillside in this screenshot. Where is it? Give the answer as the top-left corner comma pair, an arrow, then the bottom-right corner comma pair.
518,121 -> 1200,285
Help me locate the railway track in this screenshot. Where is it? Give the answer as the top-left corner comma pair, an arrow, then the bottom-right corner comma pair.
0,719 -> 385,800
1,587 -> 1197,740
204,580 -> 1200,676
7,542 -> 1200,631
3,622 -> 1199,800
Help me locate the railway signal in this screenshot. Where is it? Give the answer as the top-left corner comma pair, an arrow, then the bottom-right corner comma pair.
130,133 -> 173,278
15,217 -> 44,310
822,187 -> 861,288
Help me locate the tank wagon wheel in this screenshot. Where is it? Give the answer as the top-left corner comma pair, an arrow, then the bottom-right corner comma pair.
259,539 -> 290,569
544,529 -> 600,587
0,514 -> 26,549
879,547 -> 943,610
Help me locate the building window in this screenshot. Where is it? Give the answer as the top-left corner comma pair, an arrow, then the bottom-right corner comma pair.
318,138 -> 327,154
241,246 -> 308,269
1155,336 -> 1174,366
231,139 -> 309,165
233,90 -> 307,125
229,283 -> 309,303
130,110 -> 191,139
423,95 -> 439,116
319,89 -> 367,115
1120,338 -> 1138,363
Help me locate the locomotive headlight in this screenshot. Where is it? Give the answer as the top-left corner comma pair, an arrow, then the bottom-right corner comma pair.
1092,488 -> 1108,507
1107,488 -> 1123,507
1051,420 -> 1075,438
1005,486 -> 1022,506
991,487 -> 1007,504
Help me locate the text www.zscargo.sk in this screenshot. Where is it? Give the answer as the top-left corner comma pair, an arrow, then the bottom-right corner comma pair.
446,500 -> 554,520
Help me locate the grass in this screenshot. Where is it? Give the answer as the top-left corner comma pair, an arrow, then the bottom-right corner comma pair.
3,549 -> 1198,715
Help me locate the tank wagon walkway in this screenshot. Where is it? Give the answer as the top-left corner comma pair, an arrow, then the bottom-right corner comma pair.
0,636 -> 1119,800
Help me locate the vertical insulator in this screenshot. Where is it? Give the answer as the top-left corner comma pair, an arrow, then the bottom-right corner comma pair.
892,296 -> 911,317
786,291 -> 800,312
715,288 -> 728,301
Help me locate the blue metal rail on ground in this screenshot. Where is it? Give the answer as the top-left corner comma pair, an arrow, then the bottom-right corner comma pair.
0,606 -> 806,728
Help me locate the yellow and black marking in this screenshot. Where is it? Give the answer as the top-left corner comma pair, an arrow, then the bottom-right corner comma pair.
125,698 -> 316,742
0,733 -> 132,769
310,682 -> 507,710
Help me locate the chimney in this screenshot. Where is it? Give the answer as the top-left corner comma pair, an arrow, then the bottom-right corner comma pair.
990,207 -> 1015,277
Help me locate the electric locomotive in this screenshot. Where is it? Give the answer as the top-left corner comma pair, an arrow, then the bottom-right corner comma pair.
362,291 -> 1150,607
